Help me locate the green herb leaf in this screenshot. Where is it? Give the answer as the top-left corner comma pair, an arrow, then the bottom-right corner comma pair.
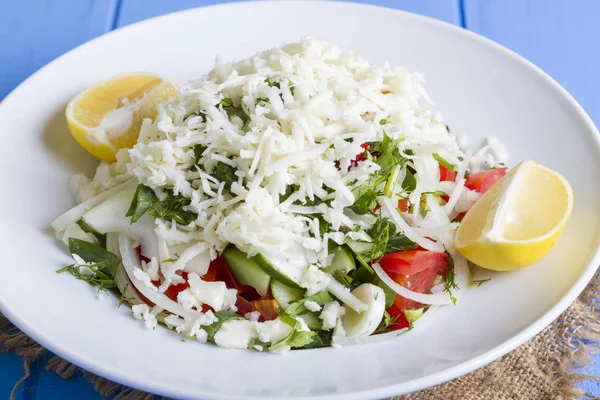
374,135 -> 406,177
220,97 -> 233,107
374,310 -> 403,334
346,216 -> 397,273
333,270 -> 353,287
379,118 -> 387,125
76,219 -> 107,247
204,310 -> 243,342
58,238 -> 121,292
287,330 -> 318,347
150,191 -> 198,225
350,266 -> 396,308
266,78 -> 281,89
350,189 -> 378,215
126,184 -> 158,223
385,235 -> 419,253
401,168 -> 417,193
269,313 -> 318,350
433,153 -> 456,172
68,238 -> 120,278
193,144 -> 207,164
184,110 -> 206,122
212,162 -> 238,191
302,330 -> 332,349
443,250 -> 458,305
118,284 -> 136,308
285,292 -> 333,316
473,278 -> 491,287
383,164 -> 401,198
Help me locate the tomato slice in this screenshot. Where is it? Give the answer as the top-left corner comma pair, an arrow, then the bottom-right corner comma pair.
465,167 -> 507,193
397,198 -> 409,212
379,250 -> 448,276
385,303 -> 411,330
382,250 -> 449,311
163,271 -> 189,302
439,163 -> 457,182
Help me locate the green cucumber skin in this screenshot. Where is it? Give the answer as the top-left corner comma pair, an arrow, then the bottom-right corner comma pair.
271,281 -> 304,309
222,248 -> 271,296
251,253 -> 302,289
323,245 -> 356,274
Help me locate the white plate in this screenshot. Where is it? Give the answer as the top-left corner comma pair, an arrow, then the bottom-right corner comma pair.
1,2 -> 599,399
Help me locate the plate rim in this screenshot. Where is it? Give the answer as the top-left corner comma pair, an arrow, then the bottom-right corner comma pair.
1,1 -> 599,398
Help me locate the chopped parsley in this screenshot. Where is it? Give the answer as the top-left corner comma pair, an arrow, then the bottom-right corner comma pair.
350,189 -> 378,215
150,190 -> 198,226
285,292 -> 333,316
212,162 -> 238,191
269,313 -> 317,350
204,310 -> 243,342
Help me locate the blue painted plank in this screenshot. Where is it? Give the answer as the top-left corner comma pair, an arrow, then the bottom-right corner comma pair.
0,351 -> 27,400
0,0 -> 118,396
0,0 -> 119,100
34,367 -> 101,400
463,0 -> 600,126
463,0 -> 600,396
116,0 -> 460,28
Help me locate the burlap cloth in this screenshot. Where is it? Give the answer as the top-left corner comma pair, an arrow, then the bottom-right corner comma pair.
1,272 -> 599,400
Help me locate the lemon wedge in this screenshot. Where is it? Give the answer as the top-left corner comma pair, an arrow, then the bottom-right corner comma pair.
455,160 -> 573,271
66,72 -> 177,161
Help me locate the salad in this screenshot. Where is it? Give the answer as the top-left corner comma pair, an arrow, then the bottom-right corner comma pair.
52,38 -> 509,351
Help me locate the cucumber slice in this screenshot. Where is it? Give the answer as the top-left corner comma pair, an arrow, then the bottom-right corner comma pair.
222,247 -> 271,296
323,245 -> 356,274
251,253 -> 302,289
81,184 -> 137,234
299,312 -> 322,330
404,308 -> 425,324
271,281 -> 304,309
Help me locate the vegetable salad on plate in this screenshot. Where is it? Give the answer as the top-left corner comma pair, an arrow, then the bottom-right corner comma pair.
52,37 -> 519,352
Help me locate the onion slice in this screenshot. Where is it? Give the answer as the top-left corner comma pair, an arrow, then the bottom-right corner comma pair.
380,197 -> 444,252
118,233 -> 201,319
372,263 -> 454,306
326,279 -> 368,313
333,306 -> 440,346
51,179 -> 136,236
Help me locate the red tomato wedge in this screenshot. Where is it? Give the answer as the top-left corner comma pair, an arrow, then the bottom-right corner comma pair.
163,272 -> 189,302
439,163 -> 457,182
397,198 -> 409,212
379,250 -> 448,276
465,167 -> 507,193
385,303 -> 411,330
382,250 -> 449,311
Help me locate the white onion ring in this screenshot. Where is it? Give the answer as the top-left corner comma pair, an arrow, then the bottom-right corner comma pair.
373,263 -> 454,306
118,233 -> 201,319
380,197 -> 444,252
333,306 -> 440,346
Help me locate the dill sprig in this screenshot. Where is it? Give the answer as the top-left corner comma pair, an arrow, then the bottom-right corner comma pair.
57,262 -> 116,293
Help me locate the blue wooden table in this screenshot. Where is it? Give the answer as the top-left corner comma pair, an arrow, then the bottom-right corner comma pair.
1,0 -> 599,398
